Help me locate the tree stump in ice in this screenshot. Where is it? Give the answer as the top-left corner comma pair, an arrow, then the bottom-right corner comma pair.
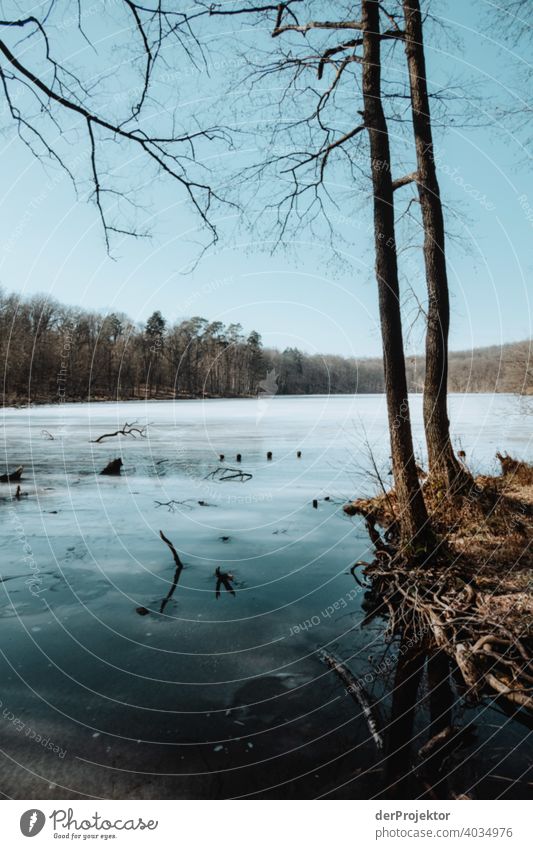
100,458 -> 123,476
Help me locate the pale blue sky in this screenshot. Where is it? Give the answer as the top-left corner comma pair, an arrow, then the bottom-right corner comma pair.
0,0 -> 530,357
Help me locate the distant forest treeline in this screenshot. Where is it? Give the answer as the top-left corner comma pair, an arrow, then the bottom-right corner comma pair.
1,291 -> 531,403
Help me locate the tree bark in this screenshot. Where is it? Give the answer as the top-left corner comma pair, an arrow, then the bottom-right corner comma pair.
402,0 -> 469,491
362,0 -> 431,549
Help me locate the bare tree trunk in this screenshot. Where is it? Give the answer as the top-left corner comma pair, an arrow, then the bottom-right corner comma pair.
362,0 -> 431,549
402,0 -> 469,491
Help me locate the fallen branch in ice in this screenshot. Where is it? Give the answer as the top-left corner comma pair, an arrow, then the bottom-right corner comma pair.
159,530 -> 184,569
215,566 -> 235,599
205,466 -> 253,483
155,499 -> 213,511
92,421 -> 148,443
155,499 -> 196,512
159,530 -> 185,613
322,651 -> 383,750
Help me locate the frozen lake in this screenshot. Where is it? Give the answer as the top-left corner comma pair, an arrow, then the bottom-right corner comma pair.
0,394 -> 531,798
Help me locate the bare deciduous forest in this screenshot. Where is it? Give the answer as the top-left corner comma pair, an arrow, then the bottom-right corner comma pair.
1,290 -> 530,403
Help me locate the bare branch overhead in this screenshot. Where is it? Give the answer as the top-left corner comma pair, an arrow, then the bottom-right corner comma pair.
0,3 -> 234,251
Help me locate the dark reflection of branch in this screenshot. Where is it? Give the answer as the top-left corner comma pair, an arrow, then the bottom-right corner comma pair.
159,530 -> 185,614
215,567 -> 235,599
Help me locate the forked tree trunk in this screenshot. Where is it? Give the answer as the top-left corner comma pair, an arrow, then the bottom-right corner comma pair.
362,0 -> 431,549
402,0 -> 469,491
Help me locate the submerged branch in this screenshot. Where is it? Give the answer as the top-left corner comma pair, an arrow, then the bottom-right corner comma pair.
322,651 -> 383,749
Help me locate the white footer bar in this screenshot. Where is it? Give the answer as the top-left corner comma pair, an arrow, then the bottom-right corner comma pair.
2,799 -> 530,848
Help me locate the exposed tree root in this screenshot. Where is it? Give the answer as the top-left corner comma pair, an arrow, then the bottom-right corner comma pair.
344,453 -> 533,715
363,557 -> 533,712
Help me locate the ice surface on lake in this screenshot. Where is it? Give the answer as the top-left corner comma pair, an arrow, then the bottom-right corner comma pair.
0,394 -> 531,798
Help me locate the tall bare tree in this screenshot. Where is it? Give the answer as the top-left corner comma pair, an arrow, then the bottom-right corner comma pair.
400,0 -> 469,491
362,0 -> 430,544
202,0 -> 432,547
